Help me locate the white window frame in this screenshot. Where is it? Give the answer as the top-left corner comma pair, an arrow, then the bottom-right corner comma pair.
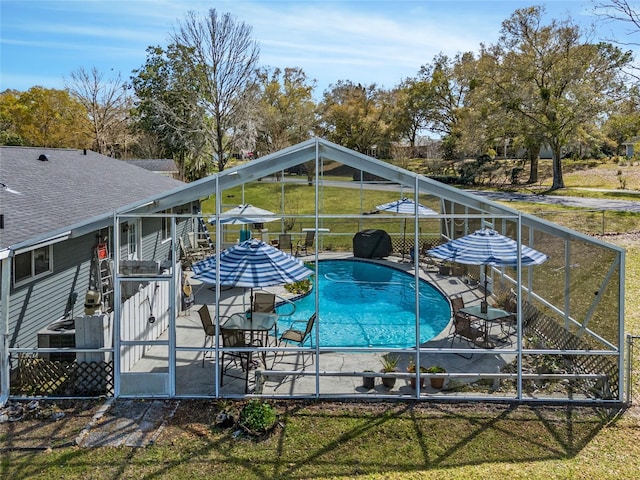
13,245 -> 53,287
126,221 -> 141,260
160,210 -> 171,243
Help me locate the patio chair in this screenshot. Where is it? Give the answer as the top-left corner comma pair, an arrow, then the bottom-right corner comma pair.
220,327 -> 258,393
450,296 -> 465,314
197,304 -> 229,367
252,291 -> 278,340
450,311 -> 484,359
295,231 -> 315,257
253,292 -> 276,313
278,313 -> 317,366
278,234 -> 293,255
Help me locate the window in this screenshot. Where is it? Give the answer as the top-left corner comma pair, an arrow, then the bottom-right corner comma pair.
161,210 -> 171,242
127,221 -> 139,260
14,245 -> 53,285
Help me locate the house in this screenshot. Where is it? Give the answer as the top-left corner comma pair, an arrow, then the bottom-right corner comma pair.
0,139 -> 626,403
622,136 -> 640,157
123,158 -> 180,179
0,146 -> 197,362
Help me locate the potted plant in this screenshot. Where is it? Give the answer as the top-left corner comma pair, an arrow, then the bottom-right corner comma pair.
407,359 -> 427,389
426,365 -> 446,389
362,370 -> 375,390
380,354 -> 399,388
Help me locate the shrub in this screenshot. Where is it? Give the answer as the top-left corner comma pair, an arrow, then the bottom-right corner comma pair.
239,399 -> 277,434
284,278 -> 311,295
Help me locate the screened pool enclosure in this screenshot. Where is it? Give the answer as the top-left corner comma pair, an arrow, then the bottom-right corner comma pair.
1,138 -> 626,404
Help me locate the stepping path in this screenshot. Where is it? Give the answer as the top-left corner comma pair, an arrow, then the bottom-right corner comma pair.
76,399 -> 178,447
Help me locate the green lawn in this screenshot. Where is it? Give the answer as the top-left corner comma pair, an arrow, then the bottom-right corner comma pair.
2,401 -> 639,479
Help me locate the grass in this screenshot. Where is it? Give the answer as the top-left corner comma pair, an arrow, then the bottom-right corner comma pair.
2,401 -> 639,479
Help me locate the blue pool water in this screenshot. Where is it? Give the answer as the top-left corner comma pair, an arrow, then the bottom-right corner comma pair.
276,259 -> 451,348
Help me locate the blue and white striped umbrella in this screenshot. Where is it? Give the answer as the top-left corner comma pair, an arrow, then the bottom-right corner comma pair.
426,228 -> 548,267
192,239 -> 313,287
376,197 -> 438,215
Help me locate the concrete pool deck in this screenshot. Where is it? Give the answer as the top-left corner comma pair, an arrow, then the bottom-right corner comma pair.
129,253 -> 517,398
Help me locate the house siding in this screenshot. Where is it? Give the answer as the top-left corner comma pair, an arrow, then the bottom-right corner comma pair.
6,214 -> 194,351
8,233 -> 95,349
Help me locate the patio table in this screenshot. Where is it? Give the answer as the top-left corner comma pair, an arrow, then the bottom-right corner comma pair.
223,312 -> 278,367
459,305 -> 513,347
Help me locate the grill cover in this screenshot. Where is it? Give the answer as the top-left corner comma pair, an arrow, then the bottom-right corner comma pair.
353,229 -> 392,258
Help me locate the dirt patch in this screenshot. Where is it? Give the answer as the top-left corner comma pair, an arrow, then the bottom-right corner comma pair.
0,399 -> 105,450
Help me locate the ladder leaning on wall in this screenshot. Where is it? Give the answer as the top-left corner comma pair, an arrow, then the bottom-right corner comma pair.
89,241 -> 114,312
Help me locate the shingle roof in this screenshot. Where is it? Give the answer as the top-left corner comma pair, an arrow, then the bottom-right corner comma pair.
0,147 -> 184,250
123,158 -> 178,173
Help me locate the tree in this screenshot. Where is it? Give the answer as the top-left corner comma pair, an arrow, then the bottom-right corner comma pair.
254,67 -> 317,155
66,67 -> 131,157
594,0 -> 640,46
416,52 -> 478,159
0,89 -> 25,145
603,85 -> 640,154
171,9 -> 260,172
482,6 -> 632,190
317,81 -> 394,156
389,78 -> 434,156
131,44 -> 208,180
0,87 -> 91,148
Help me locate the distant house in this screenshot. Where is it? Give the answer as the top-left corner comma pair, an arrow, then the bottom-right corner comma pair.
123,158 -> 180,179
0,146 -> 196,354
622,136 -> 640,157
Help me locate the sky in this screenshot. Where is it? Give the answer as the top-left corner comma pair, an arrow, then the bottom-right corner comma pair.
0,0 -> 636,97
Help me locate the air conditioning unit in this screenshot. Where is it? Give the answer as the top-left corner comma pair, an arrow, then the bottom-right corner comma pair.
37,322 -> 76,363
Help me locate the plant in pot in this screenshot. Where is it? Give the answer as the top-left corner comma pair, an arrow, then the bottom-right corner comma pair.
426,365 -> 446,389
362,370 -> 375,390
407,359 -> 427,389
380,354 -> 399,389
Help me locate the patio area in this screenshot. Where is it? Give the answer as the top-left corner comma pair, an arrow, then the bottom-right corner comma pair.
129,253 -> 519,398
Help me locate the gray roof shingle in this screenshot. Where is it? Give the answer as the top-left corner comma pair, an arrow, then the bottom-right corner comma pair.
0,147 -> 184,250
123,159 -> 178,173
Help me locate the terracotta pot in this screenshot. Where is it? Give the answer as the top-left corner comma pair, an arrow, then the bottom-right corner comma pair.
430,377 -> 445,389
409,377 -> 425,389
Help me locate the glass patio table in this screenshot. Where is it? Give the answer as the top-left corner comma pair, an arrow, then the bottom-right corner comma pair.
222,312 -> 278,367
459,305 -> 513,347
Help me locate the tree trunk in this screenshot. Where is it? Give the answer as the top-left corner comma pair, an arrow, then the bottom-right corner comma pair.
526,144 -> 541,184
551,142 -> 565,190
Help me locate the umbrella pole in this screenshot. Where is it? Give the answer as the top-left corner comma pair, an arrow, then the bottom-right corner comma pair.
402,218 -> 407,261
482,265 -> 489,312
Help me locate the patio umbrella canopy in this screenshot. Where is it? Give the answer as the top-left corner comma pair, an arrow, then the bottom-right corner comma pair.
375,197 -> 438,215
426,228 -> 548,302
191,239 -> 313,288
208,204 -> 280,225
376,197 -> 438,260
426,228 -> 548,267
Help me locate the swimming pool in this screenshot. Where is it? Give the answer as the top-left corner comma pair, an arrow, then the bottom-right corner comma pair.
276,259 -> 451,348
